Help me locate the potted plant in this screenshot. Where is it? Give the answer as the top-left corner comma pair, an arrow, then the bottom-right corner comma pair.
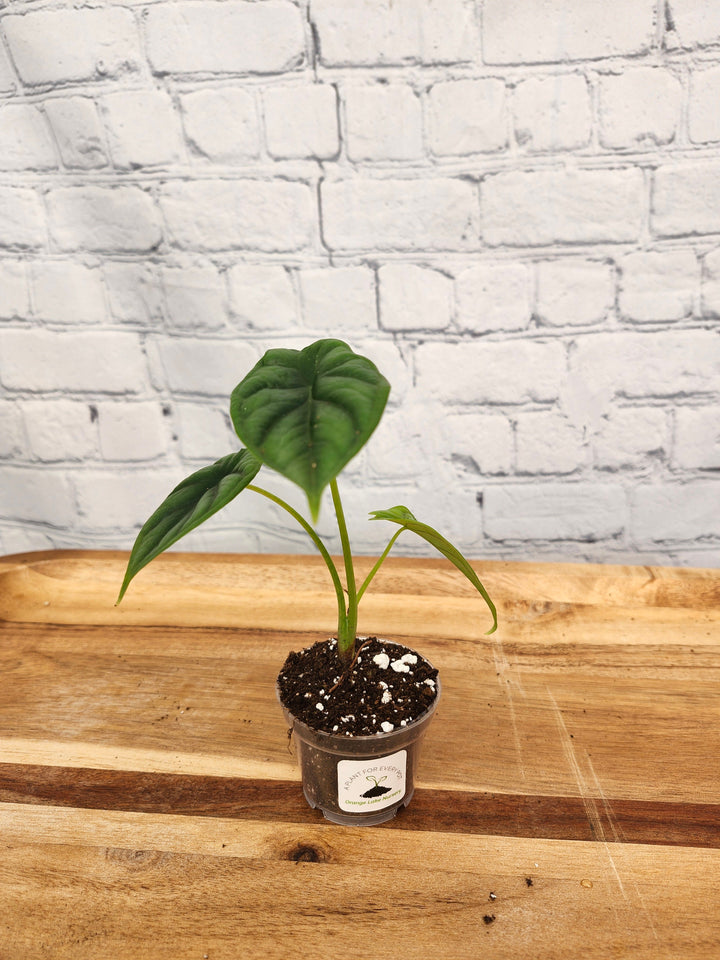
117,339 -> 496,825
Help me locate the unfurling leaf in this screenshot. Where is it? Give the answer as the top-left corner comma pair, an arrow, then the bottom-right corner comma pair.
370,505 -> 497,634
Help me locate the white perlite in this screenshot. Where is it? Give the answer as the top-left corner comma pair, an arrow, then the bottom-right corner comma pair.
373,653 -> 390,670
390,653 -> 418,673
380,721 -> 395,733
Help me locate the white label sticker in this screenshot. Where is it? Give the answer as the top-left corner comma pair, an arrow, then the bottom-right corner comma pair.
337,749 -> 407,813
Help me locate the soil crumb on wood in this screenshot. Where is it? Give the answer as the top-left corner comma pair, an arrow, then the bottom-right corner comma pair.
277,637 -> 439,737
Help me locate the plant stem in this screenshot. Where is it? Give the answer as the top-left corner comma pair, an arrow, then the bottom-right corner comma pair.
356,527 -> 404,602
247,483 -> 347,639
330,478 -> 357,662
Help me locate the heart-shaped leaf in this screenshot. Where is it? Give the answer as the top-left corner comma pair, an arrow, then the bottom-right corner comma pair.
117,449 -> 261,602
230,340 -> 390,521
370,505 -> 497,634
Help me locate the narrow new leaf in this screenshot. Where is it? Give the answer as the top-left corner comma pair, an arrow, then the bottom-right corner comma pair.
117,450 -> 261,603
370,505 -> 498,634
230,340 -> 390,522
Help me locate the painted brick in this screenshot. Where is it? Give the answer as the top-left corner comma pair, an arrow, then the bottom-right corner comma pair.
322,178 -> 479,251
43,97 -> 108,170
598,67 -> 682,149
513,74 -> 591,152
359,339 -> 411,403
97,402 -> 168,460
442,411 -> 513,475
74,470 -> 183,530
145,1 -> 305,75
48,185 -> 162,253
701,248 -> 720,317
688,66 -> 720,144
0,330 -> 148,393
0,260 -> 30,320
0,187 -> 46,250
631,481 -> 720,541
0,42 -> 17,94
570,331 -> 720,403
104,262 -> 164,326
3,8 -> 141,86
673,407 -> 720,469
428,79 -> 507,156
484,483 -> 625,541
161,261 -> 228,331
536,259 -> 614,327
482,168 -> 644,246
0,403 -> 24,459
364,403 -> 437,480
181,88 -> 260,162
516,411 -> 586,474
298,267 -> 376,331
102,89 -> 185,168
483,0 -> 655,64
455,262 -> 531,333
153,337 -> 260,395
311,0 -> 477,66
0,526 -> 57,555
668,0 -> 720,48
176,402 -> 233,460
653,161 -> 720,238
0,0 -> 717,567
227,264 -> 297,331
264,84 -> 339,160
160,180 -> 314,252
415,339 -> 566,404
30,261 -> 107,325
619,250 -> 698,322
344,84 -> 423,161
0,104 -> 56,170
378,264 -> 452,332
593,406 -> 668,469
21,399 -> 99,462
0,466 -> 75,526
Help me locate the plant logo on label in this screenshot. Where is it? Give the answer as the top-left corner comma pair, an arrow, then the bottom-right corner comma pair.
337,749 -> 407,812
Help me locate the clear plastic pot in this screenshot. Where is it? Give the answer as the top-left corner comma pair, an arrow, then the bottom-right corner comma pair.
279,678 -> 440,827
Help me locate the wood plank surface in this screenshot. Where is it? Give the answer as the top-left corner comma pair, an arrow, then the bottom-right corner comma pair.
1,549 -> 718,959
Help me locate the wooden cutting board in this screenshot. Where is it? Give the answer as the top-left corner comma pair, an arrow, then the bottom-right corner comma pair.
1,549 -> 718,959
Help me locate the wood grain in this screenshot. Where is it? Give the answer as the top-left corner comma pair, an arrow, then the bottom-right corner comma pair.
1,763 -> 718,847
1,549 -> 719,959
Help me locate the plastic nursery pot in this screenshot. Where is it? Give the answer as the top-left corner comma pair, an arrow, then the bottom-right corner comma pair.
279,678 -> 441,827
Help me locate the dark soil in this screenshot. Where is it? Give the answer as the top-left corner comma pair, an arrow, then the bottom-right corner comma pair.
277,636 -> 439,737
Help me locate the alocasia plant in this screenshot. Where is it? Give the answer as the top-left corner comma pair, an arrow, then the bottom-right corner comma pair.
117,339 -> 496,663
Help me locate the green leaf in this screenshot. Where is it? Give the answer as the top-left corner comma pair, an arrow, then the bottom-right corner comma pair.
230,340 -> 390,522
117,450 -> 261,603
370,505 -> 498,634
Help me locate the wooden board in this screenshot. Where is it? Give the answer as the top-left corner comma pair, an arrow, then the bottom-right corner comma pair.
1,549 -> 719,959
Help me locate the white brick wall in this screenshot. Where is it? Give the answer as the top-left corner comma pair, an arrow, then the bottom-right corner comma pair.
428,79 -> 507,156
483,0 -> 656,64
598,67 -> 682,149
144,1 -> 305,76
4,7 -> 141,85
1,0 -> 719,569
